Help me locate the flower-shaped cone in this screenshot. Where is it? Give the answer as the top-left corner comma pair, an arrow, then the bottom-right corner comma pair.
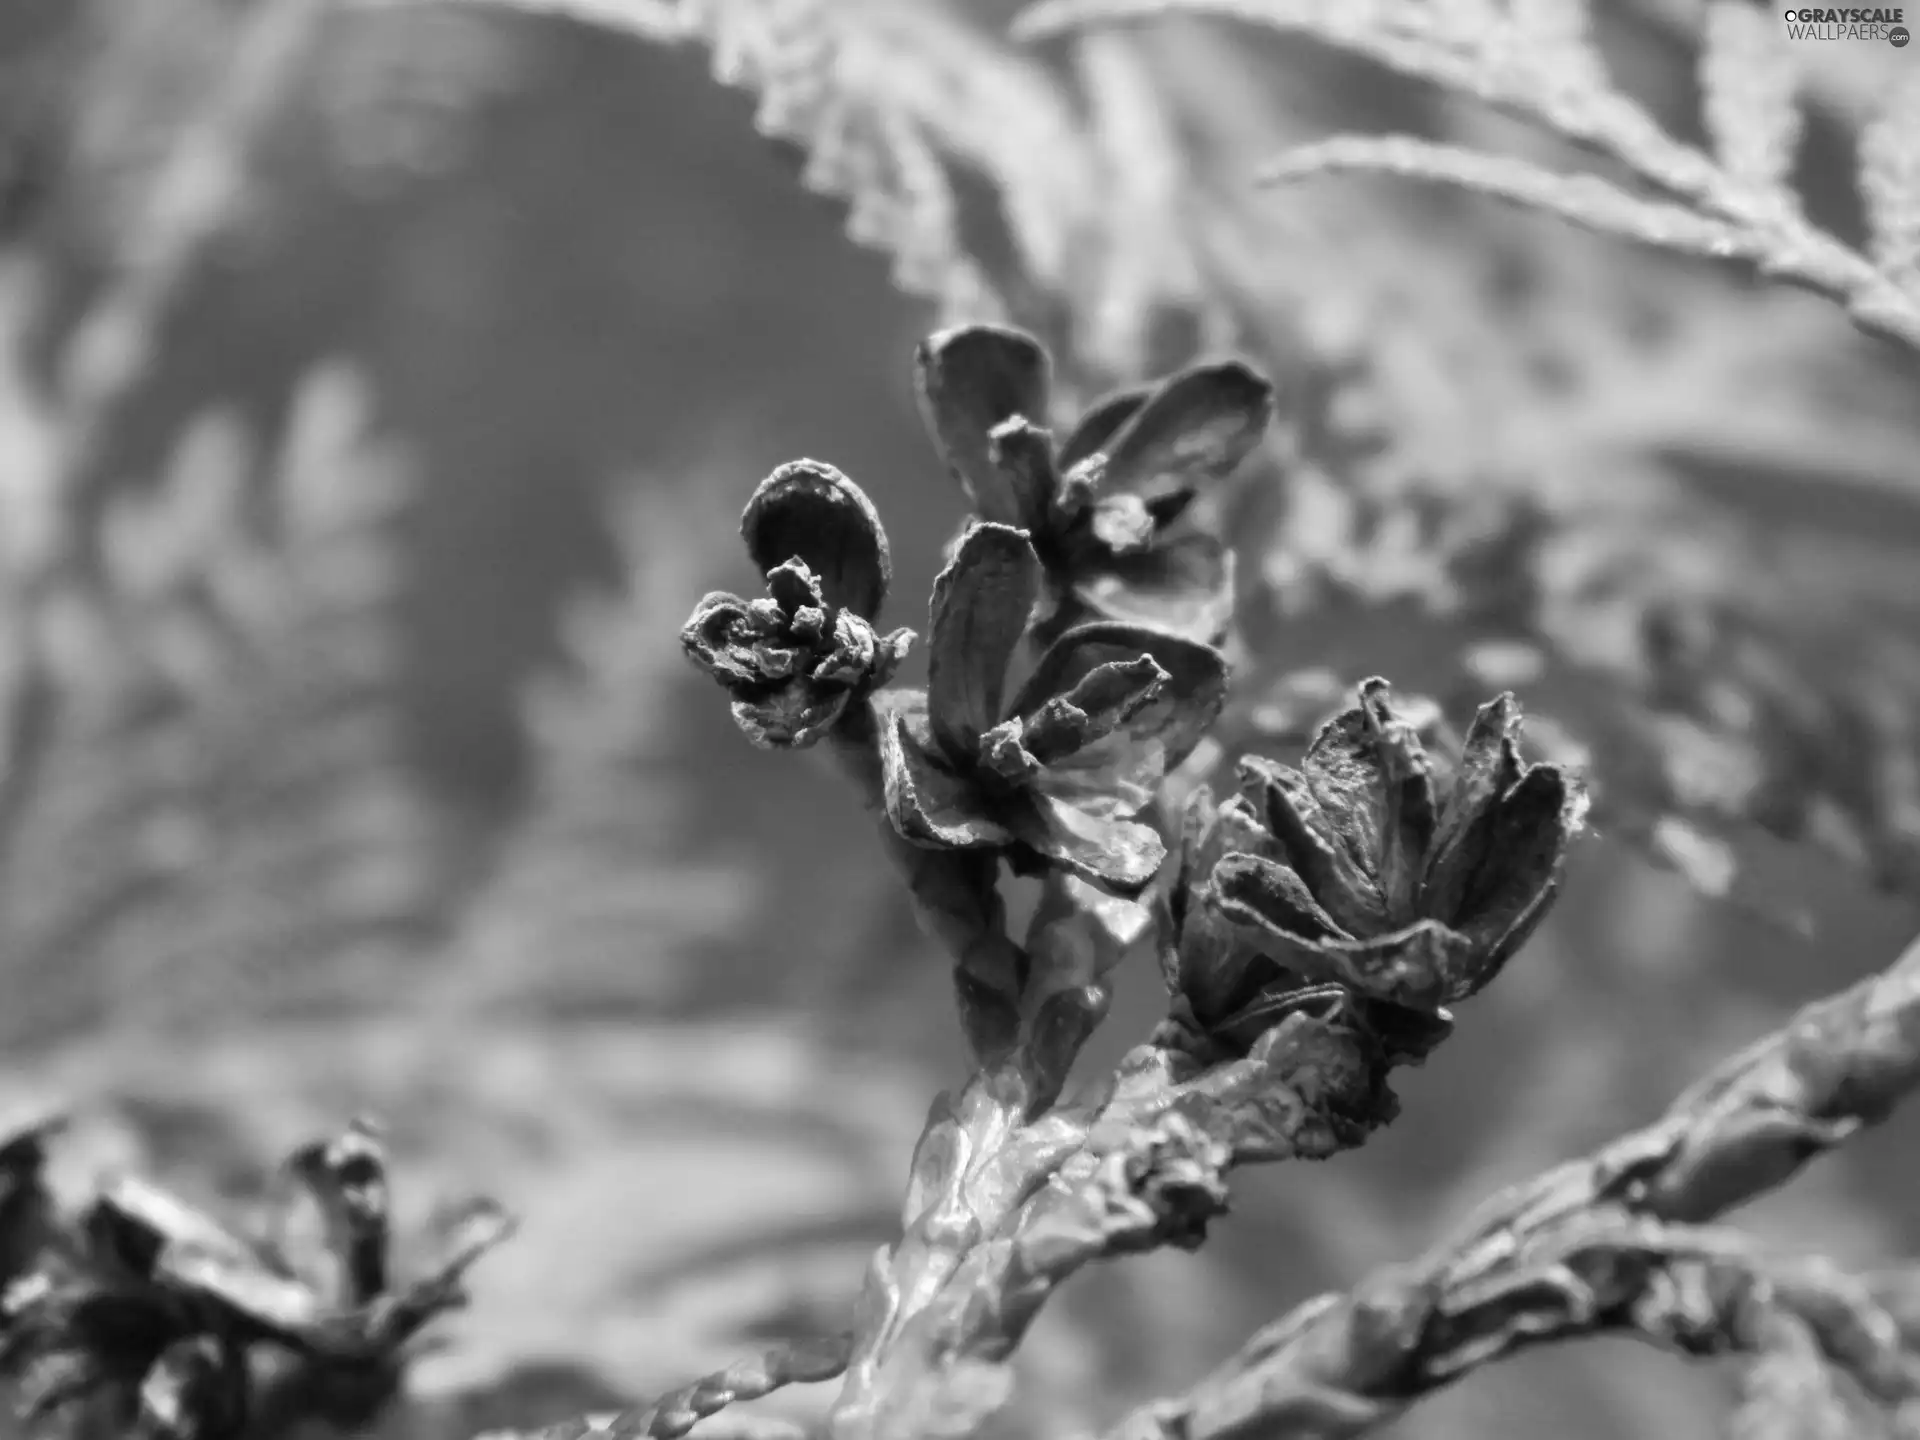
682,461 -> 914,748
1213,681 -> 1587,1010
1158,785 -> 1304,1040
915,324 -> 1274,644
879,523 -> 1230,897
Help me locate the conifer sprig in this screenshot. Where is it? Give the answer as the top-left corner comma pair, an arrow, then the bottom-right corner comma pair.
1014,0 -> 1920,354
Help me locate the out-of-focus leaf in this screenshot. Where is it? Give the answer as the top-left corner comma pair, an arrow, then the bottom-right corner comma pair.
1859,73 -> 1920,292
1698,2 -> 1803,203
1259,135 -> 1761,261
0,367 -> 470,1049
1728,1309 -> 1864,1440
429,472 -> 763,1021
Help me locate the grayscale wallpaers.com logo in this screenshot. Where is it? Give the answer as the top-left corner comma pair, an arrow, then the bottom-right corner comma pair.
1783,7 -> 1910,42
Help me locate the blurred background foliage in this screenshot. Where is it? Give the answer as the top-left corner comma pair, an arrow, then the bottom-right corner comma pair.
1,0 -> 1919,1436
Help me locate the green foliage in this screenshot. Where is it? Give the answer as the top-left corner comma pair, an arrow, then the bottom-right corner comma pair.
497,0 -> 1080,345
1098,929 -> 1920,1438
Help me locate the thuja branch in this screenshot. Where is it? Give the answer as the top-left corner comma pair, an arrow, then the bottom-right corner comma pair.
527,1335 -> 857,1440
827,699 -> 1031,1067
825,995 -> 1403,1440
1106,1220 -> 1920,1440
1106,929 -> 1920,1440
828,667 -> 1591,1438
680,324 -> 1588,1440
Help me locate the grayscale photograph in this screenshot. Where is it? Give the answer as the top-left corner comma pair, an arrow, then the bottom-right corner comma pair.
1,1 -> 1918,1437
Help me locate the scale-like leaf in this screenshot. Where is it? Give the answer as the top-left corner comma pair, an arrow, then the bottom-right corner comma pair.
1259,134 -> 1758,259
1698,1 -> 1803,204
1859,72 -> 1920,290
1729,1310 -> 1863,1440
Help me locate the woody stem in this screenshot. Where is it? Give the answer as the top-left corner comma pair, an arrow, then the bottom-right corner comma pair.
827,698 -> 1028,1067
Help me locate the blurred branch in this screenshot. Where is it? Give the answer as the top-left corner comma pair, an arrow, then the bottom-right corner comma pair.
1103,928 -> 1920,1439
1626,0 -> 1913,134
526,1334 -> 854,1439
1109,1225 -> 1920,1439
1253,131 -> 1920,353
1014,1 -> 1920,355
0,364 -> 467,1044
50,0 -> 327,542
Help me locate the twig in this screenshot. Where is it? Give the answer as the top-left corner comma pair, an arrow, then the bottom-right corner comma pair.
829,990 -> 1408,1439
564,1334 -> 855,1440
827,702 -> 1028,1067
1103,930 -> 1920,1439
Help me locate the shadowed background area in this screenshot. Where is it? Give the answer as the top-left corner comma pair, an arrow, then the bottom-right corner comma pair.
1,1 -> 1918,1436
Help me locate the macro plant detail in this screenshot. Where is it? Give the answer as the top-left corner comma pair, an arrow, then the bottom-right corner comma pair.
914,323 -> 1272,645
683,353 -> 1247,1071
643,310 -> 1920,1440
7,1 -> 1920,1439
665,323 -> 1611,1437
1214,683 -> 1588,1014
1159,679 -> 1587,1067
877,521 -> 1229,897
0,1114 -> 510,1440
681,460 -> 915,750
